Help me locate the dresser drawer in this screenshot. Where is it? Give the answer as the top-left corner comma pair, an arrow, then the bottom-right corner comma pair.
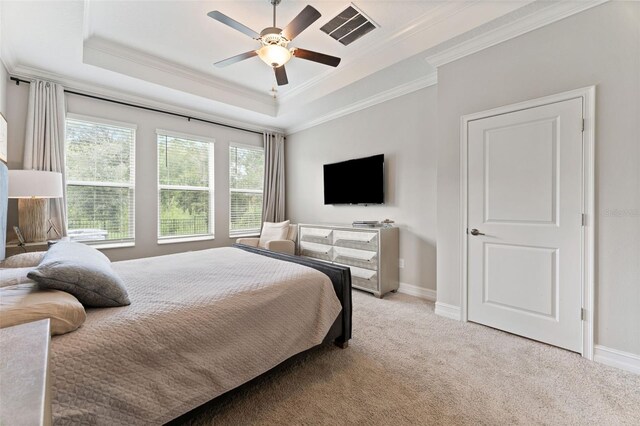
299,241 -> 333,262
333,246 -> 377,271
299,227 -> 333,245
333,230 -> 378,251
345,265 -> 378,291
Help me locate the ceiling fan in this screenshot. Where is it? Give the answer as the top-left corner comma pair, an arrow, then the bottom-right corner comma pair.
208,0 -> 341,86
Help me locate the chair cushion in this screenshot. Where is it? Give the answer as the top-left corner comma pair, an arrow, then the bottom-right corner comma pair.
0,283 -> 87,336
258,220 -> 291,248
27,242 -> 130,307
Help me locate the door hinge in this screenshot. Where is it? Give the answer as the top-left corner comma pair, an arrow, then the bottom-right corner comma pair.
581,308 -> 585,321
582,118 -> 585,132
581,213 -> 587,226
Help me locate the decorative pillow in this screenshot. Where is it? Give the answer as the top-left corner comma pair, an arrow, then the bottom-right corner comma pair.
0,283 -> 87,336
27,242 -> 131,307
0,251 -> 46,268
0,267 -> 36,288
258,220 -> 291,249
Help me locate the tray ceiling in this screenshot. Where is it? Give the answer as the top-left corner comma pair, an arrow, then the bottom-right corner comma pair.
1,0 -> 599,132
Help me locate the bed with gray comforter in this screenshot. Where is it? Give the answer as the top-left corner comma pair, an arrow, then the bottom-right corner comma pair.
49,246 -> 351,424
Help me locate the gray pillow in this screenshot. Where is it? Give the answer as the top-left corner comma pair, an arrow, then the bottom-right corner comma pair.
27,242 -> 130,307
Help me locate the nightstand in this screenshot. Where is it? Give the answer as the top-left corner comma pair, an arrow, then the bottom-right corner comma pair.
5,241 -> 48,257
5,238 -> 68,257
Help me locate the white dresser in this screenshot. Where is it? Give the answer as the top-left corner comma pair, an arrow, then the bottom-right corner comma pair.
297,224 -> 399,298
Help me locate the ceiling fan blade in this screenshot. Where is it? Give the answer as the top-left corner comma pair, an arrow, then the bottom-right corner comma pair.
281,5 -> 321,41
274,65 -> 289,86
207,11 -> 260,39
293,48 -> 341,67
214,51 -> 258,67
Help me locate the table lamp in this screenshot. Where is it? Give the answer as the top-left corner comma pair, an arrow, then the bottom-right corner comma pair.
8,170 -> 63,243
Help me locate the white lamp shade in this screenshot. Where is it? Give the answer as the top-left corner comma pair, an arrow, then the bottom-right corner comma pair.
8,170 -> 63,198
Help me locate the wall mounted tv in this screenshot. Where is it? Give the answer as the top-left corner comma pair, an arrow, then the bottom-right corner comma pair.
323,154 -> 384,205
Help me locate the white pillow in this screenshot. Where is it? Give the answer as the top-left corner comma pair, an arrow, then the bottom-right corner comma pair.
0,251 -> 46,268
258,220 -> 291,249
0,283 -> 87,336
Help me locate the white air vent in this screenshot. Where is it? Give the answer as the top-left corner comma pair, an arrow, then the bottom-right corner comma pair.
320,4 -> 377,46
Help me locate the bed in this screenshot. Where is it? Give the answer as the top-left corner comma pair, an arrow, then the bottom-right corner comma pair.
46,244 -> 351,424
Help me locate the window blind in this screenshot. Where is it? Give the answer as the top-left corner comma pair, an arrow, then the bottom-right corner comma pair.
157,132 -> 214,239
229,144 -> 264,235
65,117 -> 136,243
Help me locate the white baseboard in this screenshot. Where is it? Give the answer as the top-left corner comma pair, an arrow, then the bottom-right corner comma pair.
397,282 -> 436,301
594,345 -> 640,375
435,302 -> 462,321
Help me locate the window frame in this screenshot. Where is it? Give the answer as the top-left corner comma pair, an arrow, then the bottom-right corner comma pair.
64,113 -> 137,247
229,142 -> 265,238
156,129 -> 215,244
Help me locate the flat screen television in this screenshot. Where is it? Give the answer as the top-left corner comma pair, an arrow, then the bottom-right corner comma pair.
323,154 -> 384,205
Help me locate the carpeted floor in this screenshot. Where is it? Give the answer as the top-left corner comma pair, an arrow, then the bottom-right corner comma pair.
184,291 -> 640,425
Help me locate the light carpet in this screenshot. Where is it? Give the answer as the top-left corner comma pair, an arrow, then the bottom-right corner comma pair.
184,291 -> 640,425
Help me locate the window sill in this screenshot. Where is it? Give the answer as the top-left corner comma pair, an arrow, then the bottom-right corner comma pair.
89,242 -> 135,250
157,235 -> 215,245
230,232 -> 260,239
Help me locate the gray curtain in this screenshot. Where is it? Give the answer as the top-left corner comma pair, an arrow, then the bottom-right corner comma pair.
23,79 -> 67,237
262,132 -> 285,223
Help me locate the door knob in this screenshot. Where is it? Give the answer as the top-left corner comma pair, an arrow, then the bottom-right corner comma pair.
470,229 -> 485,236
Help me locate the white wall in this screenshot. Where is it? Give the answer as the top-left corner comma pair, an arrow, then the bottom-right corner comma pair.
436,1 -> 640,355
286,86 -> 438,292
5,82 -> 262,261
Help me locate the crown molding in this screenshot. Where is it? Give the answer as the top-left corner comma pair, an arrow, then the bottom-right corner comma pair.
83,37 -> 277,116
425,0 -> 609,68
9,64 -> 284,135
286,72 -> 437,135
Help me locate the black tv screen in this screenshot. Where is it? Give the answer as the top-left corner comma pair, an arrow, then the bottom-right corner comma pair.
323,154 -> 384,205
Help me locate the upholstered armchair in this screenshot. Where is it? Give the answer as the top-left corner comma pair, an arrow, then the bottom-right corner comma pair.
236,221 -> 297,256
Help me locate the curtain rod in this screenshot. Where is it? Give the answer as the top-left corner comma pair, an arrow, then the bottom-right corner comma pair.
9,76 -> 265,136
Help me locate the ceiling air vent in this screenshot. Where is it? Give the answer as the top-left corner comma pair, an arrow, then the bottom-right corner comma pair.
320,4 -> 377,46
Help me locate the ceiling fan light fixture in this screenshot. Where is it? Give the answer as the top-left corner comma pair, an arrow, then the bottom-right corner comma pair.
209,4 -> 341,85
257,44 -> 292,68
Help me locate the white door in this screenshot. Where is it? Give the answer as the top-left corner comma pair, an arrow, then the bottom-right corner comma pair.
467,98 -> 583,352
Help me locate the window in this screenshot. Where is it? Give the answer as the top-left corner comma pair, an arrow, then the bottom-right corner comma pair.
65,116 -> 136,244
157,131 -> 214,240
229,144 -> 264,236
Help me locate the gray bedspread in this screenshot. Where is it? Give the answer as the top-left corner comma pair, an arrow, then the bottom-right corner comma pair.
50,247 -> 342,425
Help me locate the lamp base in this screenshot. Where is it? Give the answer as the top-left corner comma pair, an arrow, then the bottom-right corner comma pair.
18,198 -> 48,243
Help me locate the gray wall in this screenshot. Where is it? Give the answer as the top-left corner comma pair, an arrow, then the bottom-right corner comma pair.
286,86 -> 438,292
0,61 -> 7,116
1,62 -> 7,259
5,82 -> 262,261
436,1 -> 640,355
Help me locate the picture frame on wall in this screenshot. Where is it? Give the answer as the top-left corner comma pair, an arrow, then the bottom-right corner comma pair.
0,112 -> 7,163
